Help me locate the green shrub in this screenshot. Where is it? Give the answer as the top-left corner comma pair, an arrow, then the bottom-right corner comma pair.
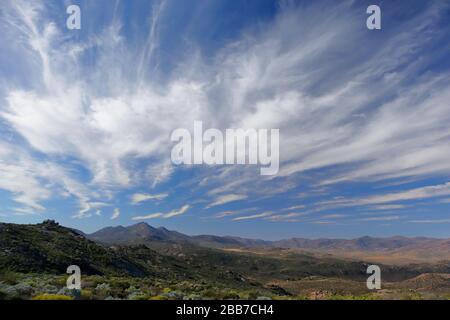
131,295 -> 150,300
149,295 -> 168,300
32,294 -> 74,300
221,290 -> 240,300
0,271 -> 20,285
81,289 -> 94,300
245,290 -> 259,300
403,293 -> 423,300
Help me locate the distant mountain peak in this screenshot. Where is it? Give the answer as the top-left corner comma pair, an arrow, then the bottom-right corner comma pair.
89,222 -> 188,244
132,222 -> 151,227
129,222 -> 154,231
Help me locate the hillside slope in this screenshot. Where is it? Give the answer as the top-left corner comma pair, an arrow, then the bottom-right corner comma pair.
0,220 -> 177,277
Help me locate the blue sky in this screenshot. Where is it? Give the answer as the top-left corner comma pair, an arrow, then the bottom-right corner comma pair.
1,0 -> 450,239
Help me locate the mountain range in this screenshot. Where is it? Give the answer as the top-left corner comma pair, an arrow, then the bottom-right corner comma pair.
88,222 -> 450,258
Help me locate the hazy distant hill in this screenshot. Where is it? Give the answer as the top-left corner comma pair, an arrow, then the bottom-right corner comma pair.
88,222 -> 450,261
272,236 -> 440,251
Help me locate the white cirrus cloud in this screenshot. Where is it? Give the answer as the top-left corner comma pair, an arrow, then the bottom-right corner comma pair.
310,221 -> 335,225
360,215 -> 401,222
408,219 -> 450,224
207,194 -> 248,208
130,193 -> 169,204
232,211 -> 273,221
264,212 -> 308,222
132,204 -> 190,220
111,208 -> 120,220
319,182 -> 450,211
